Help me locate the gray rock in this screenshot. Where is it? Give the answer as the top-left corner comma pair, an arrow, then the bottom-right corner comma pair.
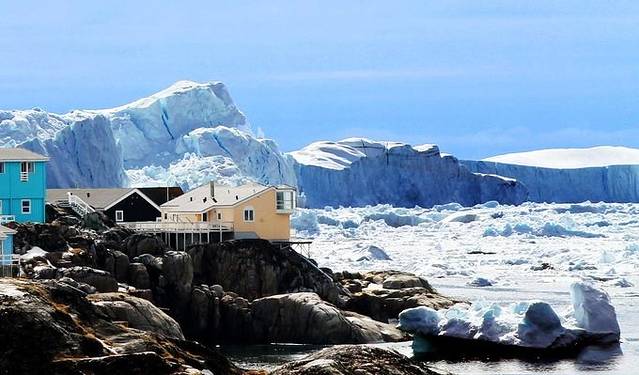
32,265 -> 58,280
251,292 -> 405,344
271,345 -> 447,375
382,274 -> 428,289
61,266 -> 118,292
127,263 -> 151,289
89,293 -> 184,340
125,234 -> 168,258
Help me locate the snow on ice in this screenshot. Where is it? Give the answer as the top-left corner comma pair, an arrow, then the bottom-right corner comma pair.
293,201 -> 639,291
397,281 -> 620,352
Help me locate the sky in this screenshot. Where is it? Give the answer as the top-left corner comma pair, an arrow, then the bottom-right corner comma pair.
1,1 -> 638,159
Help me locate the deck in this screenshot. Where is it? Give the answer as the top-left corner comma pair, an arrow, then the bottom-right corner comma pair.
118,220 -> 235,251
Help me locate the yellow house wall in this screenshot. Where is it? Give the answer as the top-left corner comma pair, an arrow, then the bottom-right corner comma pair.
232,189 -> 291,241
161,189 -> 291,241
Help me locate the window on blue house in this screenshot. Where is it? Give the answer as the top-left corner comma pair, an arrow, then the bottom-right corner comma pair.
21,200 -> 31,214
0,163 -> 4,173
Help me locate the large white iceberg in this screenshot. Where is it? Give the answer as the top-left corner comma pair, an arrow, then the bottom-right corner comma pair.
398,282 -> 620,355
290,138 -> 528,208
463,146 -> 639,203
0,81 -> 295,189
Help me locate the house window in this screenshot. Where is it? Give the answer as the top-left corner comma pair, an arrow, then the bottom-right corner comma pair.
0,163 -> 4,173
217,212 -> 222,220
202,212 -> 208,222
115,210 -> 124,222
20,162 -> 33,182
21,200 -> 31,214
243,207 -> 254,222
276,191 -> 295,210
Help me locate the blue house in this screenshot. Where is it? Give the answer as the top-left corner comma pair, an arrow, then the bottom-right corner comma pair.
0,225 -> 15,267
0,148 -> 48,224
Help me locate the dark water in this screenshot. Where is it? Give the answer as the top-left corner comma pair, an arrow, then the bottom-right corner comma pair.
221,283 -> 638,374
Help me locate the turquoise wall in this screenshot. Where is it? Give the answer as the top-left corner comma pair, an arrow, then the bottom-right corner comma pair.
0,161 -> 46,223
1,234 -> 12,265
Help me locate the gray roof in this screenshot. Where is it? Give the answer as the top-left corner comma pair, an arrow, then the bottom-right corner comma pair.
161,182 -> 271,212
47,188 -> 132,209
0,148 -> 48,162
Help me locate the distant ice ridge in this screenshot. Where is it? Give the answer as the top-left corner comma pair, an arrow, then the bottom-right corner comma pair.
290,138 -> 528,208
0,81 -> 294,189
463,146 -> 639,203
398,281 -> 620,352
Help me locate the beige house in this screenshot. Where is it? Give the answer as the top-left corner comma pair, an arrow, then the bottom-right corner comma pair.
159,182 -> 296,242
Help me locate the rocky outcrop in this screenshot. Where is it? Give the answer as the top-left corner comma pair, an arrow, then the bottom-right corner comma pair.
0,278 -> 243,374
188,240 -> 348,305
124,233 -> 168,258
60,266 -> 118,292
251,293 -> 405,344
183,287 -> 405,345
337,271 -> 459,322
88,293 -> 184,340
271,345 -> 448,375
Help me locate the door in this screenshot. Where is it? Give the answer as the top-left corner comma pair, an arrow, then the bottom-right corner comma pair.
202,212 -> 208,222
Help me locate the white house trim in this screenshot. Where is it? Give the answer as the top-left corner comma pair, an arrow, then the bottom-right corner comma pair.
103,188 -> 161,212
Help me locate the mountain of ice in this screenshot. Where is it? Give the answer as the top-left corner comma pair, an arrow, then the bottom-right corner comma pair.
463,146 -> 639,203
290,138 -> 529,208
0,81 -> 295,189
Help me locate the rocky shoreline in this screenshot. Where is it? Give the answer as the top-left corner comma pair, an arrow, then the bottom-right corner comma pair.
0,206 -> 458,374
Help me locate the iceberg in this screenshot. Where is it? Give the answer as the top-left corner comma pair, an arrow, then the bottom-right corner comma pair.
398,282 -> 621,357
291,138 -> 528,208
0,81 -> 294,189
463,146 -> 639,203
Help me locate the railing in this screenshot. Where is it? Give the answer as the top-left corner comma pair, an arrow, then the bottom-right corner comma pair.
0,254 -> 19,278
0,215 -> 15,224
119,220 -> 234,233
68,193 -> 95,217
20,172 -> 28,182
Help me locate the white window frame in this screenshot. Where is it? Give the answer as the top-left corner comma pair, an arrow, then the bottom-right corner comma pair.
276,190 -> 295,211
115,210 -> 124,222
217,212 -> 222,220
21,199 -> 31,215
243,206 -> 255,222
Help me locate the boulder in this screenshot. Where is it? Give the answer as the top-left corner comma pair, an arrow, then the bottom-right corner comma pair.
124,233 -> 168,258
271,345 -> 448,375
88,293 -> 184,340
8,222 -> 68,253
338,271 -> 458,322
251,292 -> 405,344
61,266 -> 118,292
382,274 -> 430,289
188,240 -> 348,306
127,263 -> 151,289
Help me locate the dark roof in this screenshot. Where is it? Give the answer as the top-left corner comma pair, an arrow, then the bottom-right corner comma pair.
137,187 -> 184,206
0,148 -> 48,162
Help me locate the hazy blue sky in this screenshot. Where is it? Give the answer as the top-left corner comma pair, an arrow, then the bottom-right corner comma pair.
1,1 -> 638,158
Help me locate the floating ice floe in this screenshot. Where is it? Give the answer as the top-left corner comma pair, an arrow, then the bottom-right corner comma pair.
352,245 -> 392,262
398,282 -> 620,358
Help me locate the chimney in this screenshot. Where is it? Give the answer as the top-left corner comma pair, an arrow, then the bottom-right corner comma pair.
209,181 -> 215,198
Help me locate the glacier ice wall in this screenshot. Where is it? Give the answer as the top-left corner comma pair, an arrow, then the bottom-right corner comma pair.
291,139 -> 529,208
0,81 -> 292,189
462,160 -> 639,203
